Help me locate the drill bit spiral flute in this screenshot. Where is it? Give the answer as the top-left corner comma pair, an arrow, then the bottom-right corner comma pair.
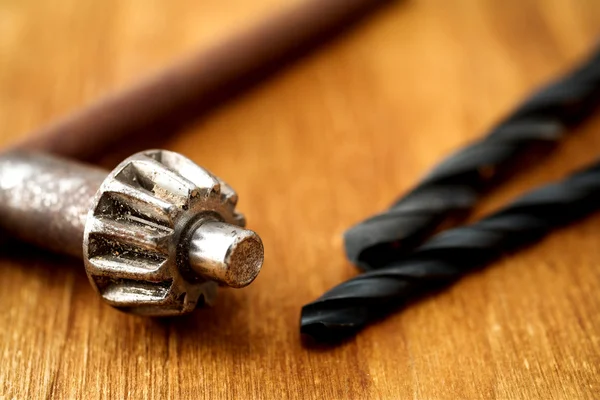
345,46 -> 600,270
302,45 -> 600,341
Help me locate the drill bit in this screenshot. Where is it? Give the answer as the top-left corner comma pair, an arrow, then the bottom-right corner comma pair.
0,149 -> 264,316
345,45 -> 600,270
302,158 -> 600,341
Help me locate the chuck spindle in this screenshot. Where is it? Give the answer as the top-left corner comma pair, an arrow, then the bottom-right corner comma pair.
0,149 -> 264,316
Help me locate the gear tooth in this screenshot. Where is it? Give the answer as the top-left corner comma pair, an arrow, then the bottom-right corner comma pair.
233,212 -> 246,227
202,181 -> 221,199
228,192 -> 239,206
217,180 -> 238,206
144,149 -> 220,192
87,254 -> 170,282
96,180 -> 176,227
100,280 -> 172,307
87,216 -> 173,255
129,159 -> 198,206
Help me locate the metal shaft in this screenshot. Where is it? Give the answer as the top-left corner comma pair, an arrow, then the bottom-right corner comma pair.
0,150 -> 105,257
189,221 -> 264,288
15,0 -> 392,162
0,150 -> 262,289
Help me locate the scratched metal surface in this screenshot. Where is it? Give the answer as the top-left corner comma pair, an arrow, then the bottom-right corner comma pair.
0,151 -> 106,257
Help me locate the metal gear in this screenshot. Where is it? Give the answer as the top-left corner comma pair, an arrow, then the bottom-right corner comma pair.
0,149 -> 264,316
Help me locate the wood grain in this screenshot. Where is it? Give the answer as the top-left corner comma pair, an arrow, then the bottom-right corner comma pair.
1,0 -> 600,398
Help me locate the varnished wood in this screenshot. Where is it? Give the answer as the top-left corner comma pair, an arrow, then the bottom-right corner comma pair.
1,1 -> 599,398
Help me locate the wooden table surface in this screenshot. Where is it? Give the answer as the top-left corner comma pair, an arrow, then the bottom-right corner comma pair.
1,1 -> 600,398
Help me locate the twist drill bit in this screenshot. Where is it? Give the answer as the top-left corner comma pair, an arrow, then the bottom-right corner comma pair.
302,158 -> 600,341
345,45 -> 600,270
0,149 -> 264,316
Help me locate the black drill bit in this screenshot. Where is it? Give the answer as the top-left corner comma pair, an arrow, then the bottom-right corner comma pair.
302,158 -> 600,341
345,45 -> 600,270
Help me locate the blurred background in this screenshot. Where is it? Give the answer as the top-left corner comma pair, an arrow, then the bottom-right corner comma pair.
1,1 -> 600,399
